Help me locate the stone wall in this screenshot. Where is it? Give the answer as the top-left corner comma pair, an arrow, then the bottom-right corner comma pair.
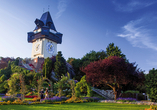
92,88 -> 115,99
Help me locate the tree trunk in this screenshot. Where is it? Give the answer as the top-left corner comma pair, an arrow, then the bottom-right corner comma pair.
115,93 -> 117,100
59,87 -> 62,97
106,84 -> 119,100
113,87 -> 118,100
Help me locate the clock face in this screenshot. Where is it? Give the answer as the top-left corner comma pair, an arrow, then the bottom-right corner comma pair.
34,43 -> 40,52
46,42 -> 54,54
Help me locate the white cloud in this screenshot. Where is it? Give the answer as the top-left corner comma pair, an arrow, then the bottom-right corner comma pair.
113,0 -> 156,12
118,14 -> 157,51
55,0 -> 68,19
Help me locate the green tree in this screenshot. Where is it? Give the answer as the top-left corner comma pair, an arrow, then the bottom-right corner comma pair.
31,72 -> 41,90
67,57 -> 75,66
55,73 -> 75,98
13,58 -> 19,66
42,57 -> 53,79
67,50 -> 107,81
11,63 -> 30,76
145,68 -> 157,102
54,51 -> 67,79
67,58 -> 82,81
8,73 -> 20,97
82,56 -> 145,100
19,74 -> 26,101
106,43 -> 126,59
0,74 -> 7,93
81,50 -> 107,67
75,75 -> 92,97
0,61 -> 12,79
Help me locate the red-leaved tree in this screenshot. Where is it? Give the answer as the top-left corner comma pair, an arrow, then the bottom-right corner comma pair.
81,56 -> 145,100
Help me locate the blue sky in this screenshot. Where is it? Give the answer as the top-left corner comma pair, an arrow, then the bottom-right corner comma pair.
0,0 -> 157,74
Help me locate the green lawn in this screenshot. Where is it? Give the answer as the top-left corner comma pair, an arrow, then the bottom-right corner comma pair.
0,102 -> 149,110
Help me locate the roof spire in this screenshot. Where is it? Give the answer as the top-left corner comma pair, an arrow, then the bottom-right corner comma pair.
48,5 -> 50,11
34,11 -> 56,31
43,8 -> 45,13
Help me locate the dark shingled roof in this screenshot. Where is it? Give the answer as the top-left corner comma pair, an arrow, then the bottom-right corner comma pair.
34,11 -> 56,31
27,11 -> 62,44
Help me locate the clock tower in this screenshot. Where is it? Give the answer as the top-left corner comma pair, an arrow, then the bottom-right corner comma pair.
27,11 -> 62,59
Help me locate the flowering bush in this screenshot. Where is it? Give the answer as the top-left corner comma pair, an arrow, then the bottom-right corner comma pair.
116,98 -> 137,102
32,97 -> 40,102
0,93 -> 5,96
0,101 -> 30,105
141,105 -> 157,110
41,96 -> 62,103
61,96 -> 69,101
65,97 -> 84,103
25,95 -> 38,98
14,98 -> 22,103
26,91 -> 38,96
82,97 -> 103,102
1,96 -> 16,102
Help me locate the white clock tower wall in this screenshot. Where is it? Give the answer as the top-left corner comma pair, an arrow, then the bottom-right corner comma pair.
31,39 -> 43,58
31,38 -> 57,59
42,38 -> 57,58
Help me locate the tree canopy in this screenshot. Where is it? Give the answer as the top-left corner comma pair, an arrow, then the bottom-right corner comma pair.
145,68 -> 157,102
106,43 -> 126,59
67,50 -> 107,81
82,56 -> 145,99
67,43 -> 127,81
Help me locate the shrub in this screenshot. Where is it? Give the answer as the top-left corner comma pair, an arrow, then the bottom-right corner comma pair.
150,106 -> 157,110
55,93 -> 65,97
14,98 -> 22,103
116,98 -> 137,102
0,93 -> 5,96
66,95 -> 71,98
25,95 -> 38,98
2,96 -> 16,102
138,93 -> 145,100
124,90 -> 139,94
48,92 -> 54,98
26,91 -> 38,96
82,97 -> 103,102
41,96 -> 62,103
142,105 -> 157,110
75,75 -> 92,97
65,97 -> 83,103
32,97 -> 40,102
60,96 -> 68,101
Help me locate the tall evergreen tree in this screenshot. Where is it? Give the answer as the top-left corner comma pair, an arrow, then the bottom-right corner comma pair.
54,51 -> 67,79
106,43 -> 126,59
42,57 -> 53,79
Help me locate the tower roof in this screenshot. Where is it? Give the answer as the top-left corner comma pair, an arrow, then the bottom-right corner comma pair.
34,11 -> 56,31
28,11 -> 62,44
